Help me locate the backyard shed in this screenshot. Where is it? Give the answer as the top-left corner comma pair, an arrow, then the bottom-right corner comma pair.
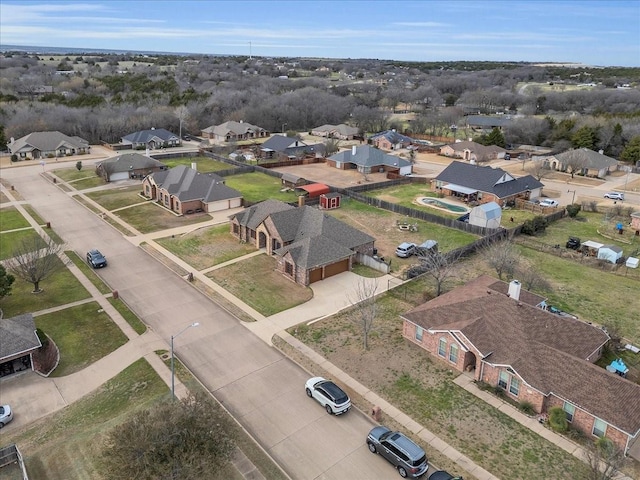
297,183 -> 330,198
581,240 -> 604,257
320,192 -> 341,210
598,245 -> 623,264
468,201 -> 502,229
281,173 -> 306,188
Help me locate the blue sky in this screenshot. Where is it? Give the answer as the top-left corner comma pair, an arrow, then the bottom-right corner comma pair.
1,1 -> 638,66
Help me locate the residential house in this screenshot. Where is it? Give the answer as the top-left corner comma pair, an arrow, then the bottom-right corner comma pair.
439,140 -> 506,163
142,164 -> 242,214
95,153 -> 167,182
631,211 -> 640,234
0,313 -> 41,378
311,124 -> 360,140
547,149 -> 618,178
465,115 -> 512,132
7,131 -> 90,160
327,145 -> 413,176
260,135 -> 325,160
121,128 -> 179,150
369,130 -> 413,150
201,121 -> 269,144
401,275 -> 640,455
230,199 -> 375,285
433,161 -> 543,206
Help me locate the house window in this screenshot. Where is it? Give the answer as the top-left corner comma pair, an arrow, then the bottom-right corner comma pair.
509,377 -> 520,396
438,338 -> 446,357
498,371 -> 508,389
415,326 -> 423,342
593,418 -> 607,438
285,262 -> 293,275
563,402 -> 575,423
449,344 -> 458,363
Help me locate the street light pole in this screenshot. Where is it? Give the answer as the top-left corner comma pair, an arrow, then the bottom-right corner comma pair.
171,322 -> 199,399
282,123 -> 287,135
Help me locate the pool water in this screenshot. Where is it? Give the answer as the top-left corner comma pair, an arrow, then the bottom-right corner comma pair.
417,197 -> 469,213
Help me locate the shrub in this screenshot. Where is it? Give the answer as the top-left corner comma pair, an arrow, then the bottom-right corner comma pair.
11,154 -> 18,162
76,161 -> 82,171
566,204 -> 581,218
521,216 -> 548,235
519,401 -> 536,415
493,385 -> 507,398
548,407 -> 568,432
567,426 -> 587,442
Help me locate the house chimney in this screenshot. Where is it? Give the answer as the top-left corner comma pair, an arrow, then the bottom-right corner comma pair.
352,145 -> 357,156
598,149 -> 604,155
508,280 -> 521,301
298,195 -> 305,207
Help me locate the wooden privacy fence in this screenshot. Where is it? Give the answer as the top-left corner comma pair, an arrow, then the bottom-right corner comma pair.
0,444 -> 28,479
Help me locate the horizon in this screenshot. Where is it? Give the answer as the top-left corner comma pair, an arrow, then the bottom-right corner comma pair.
1,1 -> 639,67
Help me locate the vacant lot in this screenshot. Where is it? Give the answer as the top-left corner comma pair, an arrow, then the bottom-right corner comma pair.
207,254 -> 313,316
113,202 -> 212,234
290,281 -> 591,480
85,185 -> 145,210
222,171 -> 300,203
162,156 -> 231,172
156,224 -> 257,270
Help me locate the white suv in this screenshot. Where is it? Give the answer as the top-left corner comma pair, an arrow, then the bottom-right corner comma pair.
539,199 -> 559,207
604,192 -> 624,200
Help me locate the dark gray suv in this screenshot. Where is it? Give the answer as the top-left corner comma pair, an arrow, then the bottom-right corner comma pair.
367,426 -> 429,478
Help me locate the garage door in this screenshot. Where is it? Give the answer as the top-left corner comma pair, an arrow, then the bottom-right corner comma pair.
309,268 -> 323,283
323,259 -> 349,278
109,172 -> 129,181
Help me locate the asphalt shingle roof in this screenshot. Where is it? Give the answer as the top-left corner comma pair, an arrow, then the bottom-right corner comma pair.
402,275 -> 640,436
150,165 -> 241,202
0,313 -> 42,361
554,148 -> 618,169
98,153 -> 165,174
122,128 -> 177,143
329,145 -> 411,168
368,130 -> 413,145
8,131 -> 88,153
435,161 -> 543,198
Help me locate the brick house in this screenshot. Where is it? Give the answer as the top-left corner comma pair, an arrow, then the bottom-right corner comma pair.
201,120 -> 269,144
95,153 -> 167,182
368,130 -> 413,150
311,124 -> 359,140
433,161 -> 543,206
327,145 -> 413,176
7,131 -> 90,160
142,164 -> 242,215
547,148 -> 619,178
121,128 -> 179,150
230,199 -> 375,285
439,140 -> 506,163
401,275 -> 640,455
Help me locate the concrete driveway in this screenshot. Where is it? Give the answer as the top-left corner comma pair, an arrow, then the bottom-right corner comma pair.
0,164 -> 400,479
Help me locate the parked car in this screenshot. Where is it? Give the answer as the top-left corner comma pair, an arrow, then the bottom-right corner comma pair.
429,471 -> 463,480
0,405 -> 13,428
566,237 -> 581,250
305,377 -> 351,415
416,240 -> 438,257
604,192 -> 624,200
396,242 -> 417,258
86,249 -> 107,268
539,199 -> 559,207
367,426 -> 429,478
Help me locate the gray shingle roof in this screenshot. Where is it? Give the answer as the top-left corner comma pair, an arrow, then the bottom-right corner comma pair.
0,313 -> 42,361
435,161 -> 543,198
150,165 -> 241,202
554,148 -> 618,169
202,121 -> 266,136
262,136 -> 308,152
232,199 -> 295,230
329,145 -> 411,168
8,131 -> 89,153
122,128 -> 178,143
368,130 -> 413,144
98,153 -> 165,174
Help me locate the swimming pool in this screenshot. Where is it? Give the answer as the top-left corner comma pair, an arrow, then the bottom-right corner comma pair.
416,197 -> 470,213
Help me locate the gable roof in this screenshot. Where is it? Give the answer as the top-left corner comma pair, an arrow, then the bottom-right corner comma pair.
369,130 -> 413,145
231,199 -> 295,230
554,148 -> 618,169
8,131 -> 89,153
473,201 -> 502,219
98,153 -> 166,174
150,165 -> 241,203
402,276 -> 640,437
442,140 -> 506,155
261,135 -> 309,152
435,161 -> 543,199
122,128 -> 177,143
202,120 -> 266,136
0,313 -> 42,361
313,124 -> 359,136
329,145 -> 411,169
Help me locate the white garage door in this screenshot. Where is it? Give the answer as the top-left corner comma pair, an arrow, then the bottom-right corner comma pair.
109,172 -> 129,181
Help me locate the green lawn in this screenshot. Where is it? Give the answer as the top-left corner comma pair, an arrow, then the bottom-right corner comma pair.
223,172 -> 300,203
36,301 -> 128,376
114,202 -> 212,234
108,297 -> 147,335
207,254 -> 313,316
22,205 -> 46,226
67,175 -> 106,190
52,167 -> 99,182
156,224 -> 257,270
84,185 -> 145,211
0,206 -> 31,230
162,156 -> 231,172
1,231 -> 46,260
0,257 -> 90,316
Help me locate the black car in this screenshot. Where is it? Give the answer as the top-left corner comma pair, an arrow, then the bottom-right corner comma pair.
86,249 -> 107,268
429,471 -> 463,480
566,237 -> 581,250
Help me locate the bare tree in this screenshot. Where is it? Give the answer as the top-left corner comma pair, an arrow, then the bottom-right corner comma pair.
324,137 -> 340,157
347,278 -> 378,350
583,437 -> 626,480
412,249 -> 463,297
562,149 -> 586,178
526,159 -> 553,181
515,262 -> 550,292
483,239 -> 519,280
5,236 -> 67,293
